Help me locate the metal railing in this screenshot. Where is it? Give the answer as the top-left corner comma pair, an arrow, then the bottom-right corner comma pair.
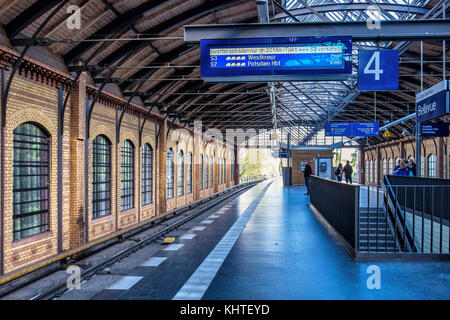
382,176 -> 450,254
240,175 -> 266,183
311,174 -> 450,256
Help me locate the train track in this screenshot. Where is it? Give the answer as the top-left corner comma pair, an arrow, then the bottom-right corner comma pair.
16,182 -> 260,300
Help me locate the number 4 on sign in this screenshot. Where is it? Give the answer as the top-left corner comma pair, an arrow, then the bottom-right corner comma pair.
364,51 -> 383,81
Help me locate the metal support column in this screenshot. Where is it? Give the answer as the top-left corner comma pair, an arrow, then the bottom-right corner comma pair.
416,41 -> 423,177
57,85 -> 63,252
287,132 -> 291,186
84,97 -> 90,244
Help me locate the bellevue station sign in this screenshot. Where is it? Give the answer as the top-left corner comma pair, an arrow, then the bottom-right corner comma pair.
416,80 -> 449,123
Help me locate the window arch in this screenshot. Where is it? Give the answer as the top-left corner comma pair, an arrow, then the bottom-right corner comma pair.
121,140 -> 134,211
369,160 -> 373,183
142,144 -> 153,205
13,123 -> 50,240
93,135 -> 112,219
219,157 -> 222,185
395,157 -> 401,169
205,155 -> 209,189
200,154 -> 204,190
178,150 -> 184,196
231,154 -> 234,182
421,155 -> 425,177
187,152 -> 193,194
372,159 -> 378,183
428,154 -> 436,178
388,158 -> 393,174
210,155 -> 214,189
382,159 -> 387,177
166,149 -> 174,199
223,157 -> 226,184
365,160 -> 369,183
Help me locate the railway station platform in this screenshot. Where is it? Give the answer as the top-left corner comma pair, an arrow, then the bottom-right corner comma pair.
52,179 -> 450,300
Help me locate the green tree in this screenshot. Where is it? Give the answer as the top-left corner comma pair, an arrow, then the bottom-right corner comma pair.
240,149 -> 263,178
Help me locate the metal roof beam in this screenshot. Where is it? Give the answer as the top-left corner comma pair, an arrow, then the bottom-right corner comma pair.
5,0 -> 62,38
184,19 -> 450,42
64,0 -> 166,65
93,0 -> 240,70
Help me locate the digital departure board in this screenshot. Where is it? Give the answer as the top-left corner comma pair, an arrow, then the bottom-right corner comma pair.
200,37 -> 352,82
325,122 -> 352,136
352,122 -> 379,136
325,122 -> 380,137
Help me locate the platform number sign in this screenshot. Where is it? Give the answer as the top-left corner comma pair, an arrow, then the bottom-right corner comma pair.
358,50 -> 399,91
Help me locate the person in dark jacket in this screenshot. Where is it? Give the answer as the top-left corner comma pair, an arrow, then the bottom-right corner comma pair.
335,163 -> 343,182
303,160 -> 312,195
393,160 -> 409,176
343,160 -> 353,184
407,157 -> 416,176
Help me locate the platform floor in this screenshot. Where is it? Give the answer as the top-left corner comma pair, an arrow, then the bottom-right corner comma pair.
69,178 -> 450,300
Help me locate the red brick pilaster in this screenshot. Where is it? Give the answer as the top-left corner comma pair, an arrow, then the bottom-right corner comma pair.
69,70 -> 86,247
157,119 -> 167,215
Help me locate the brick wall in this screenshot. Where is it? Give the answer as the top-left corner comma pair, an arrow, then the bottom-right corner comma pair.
0,50 -> 237,277
3,73 -> 62,273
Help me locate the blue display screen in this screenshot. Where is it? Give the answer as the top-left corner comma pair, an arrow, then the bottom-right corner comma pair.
352,122 -> 379,136
325,122 -> 380,137
201,37 -> 352,82
325,122 -> 352,136
421,123 -> 449,137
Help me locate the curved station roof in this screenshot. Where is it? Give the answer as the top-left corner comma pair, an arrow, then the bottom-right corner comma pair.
1,0 -> 448,146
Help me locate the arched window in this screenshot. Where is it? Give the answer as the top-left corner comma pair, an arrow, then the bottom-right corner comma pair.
219,158 -> 222,185
382,159 -> 387,177
121,140 -> 134,211
369,160 -> 373,183
421,155 -> 425,177
374,161 -> 378,183
231,154 -> 234,182
166,149 -> 174,199
223,157 -> 226,184
93,135 -> 111,219
187,152 -> 193,194
428,154 -> 436,178
13,123 -> 50,240
177,151 -> 184,196
142,144 -> 153,205
210,155 -> 214,188
365,160 -> 369,183
200,154 -> 204,190
388,158 -> 393,174
205,155 -> 209,189
395,157 -> 401,169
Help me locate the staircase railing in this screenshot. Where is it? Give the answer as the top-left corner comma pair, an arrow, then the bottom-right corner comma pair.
311,175 -> 449,257
383,176 -> 417,252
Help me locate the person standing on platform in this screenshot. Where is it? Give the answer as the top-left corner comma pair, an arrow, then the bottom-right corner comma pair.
344,160 -> 353,184
335,163 -> 343,182
303,160 -> 312,195
393,160 -> 409,176
407,157 -> 416,176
